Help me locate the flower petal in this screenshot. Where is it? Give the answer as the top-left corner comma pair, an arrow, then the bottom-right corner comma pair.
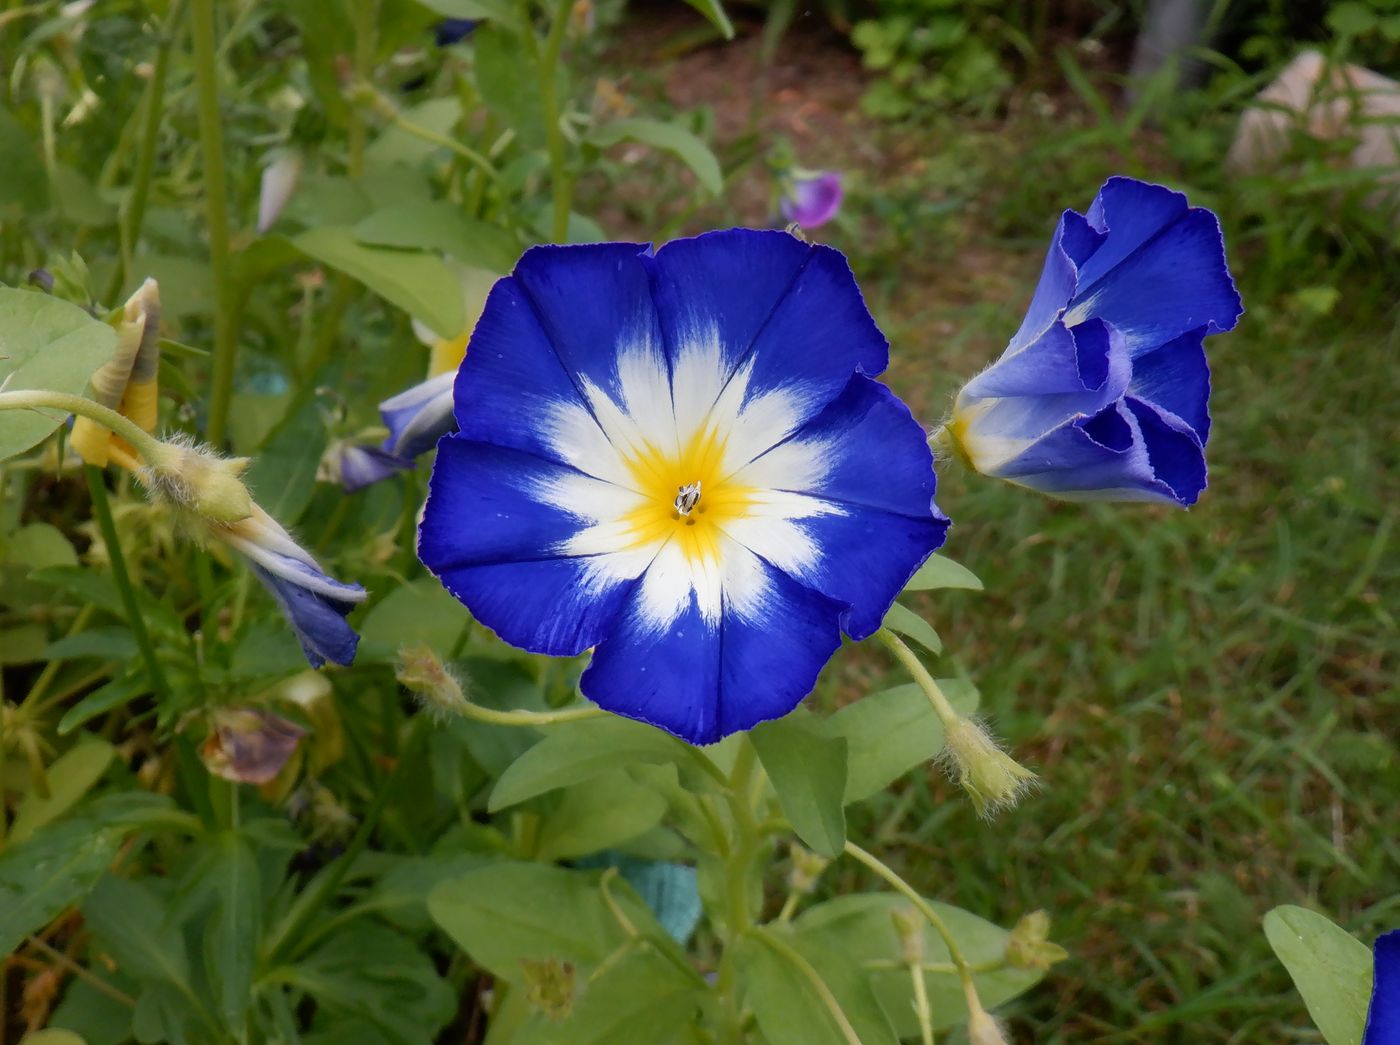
580,539 -> 845,744
338,444 -> 413,492
1366,930 -> 1400,1045
380,372 -> 457,458
246,560 -> 362,668
1127,327 -> 1211,441
780,171 -> 843,228
418,437 -> 644,654
1008,209 -> 1104,352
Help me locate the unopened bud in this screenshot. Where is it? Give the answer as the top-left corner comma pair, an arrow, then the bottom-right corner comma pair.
143,439 -> 254,524
788,842 -> 829,895
967,1006 -> 1008,1045
939,716 -> 1037,817
396,644 -> 468,719
890,906 -> 924,965
520,957 -> 574,1021
1004,909 -> 1068,971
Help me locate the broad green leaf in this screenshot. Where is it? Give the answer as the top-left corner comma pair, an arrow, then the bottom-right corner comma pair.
825,680 -> 979,804
1264,905 -> 1372,1045
43,626 -> 136,662
354,202 -> 520,273
0,288 -> 117,461
2,522 -> 78,569
682,0 -> 734,39
795,894 -> 1043,1034
882,602 -> 942,653
489,717 -> 682,810
750,717 -> 847,857
0,819 -> 121,956
274,923 -> 456,1041
82,875 -> 193,991
130,984 -> 201,1044
733,928 -> 864,1045
902,553 -> 983,592
474,25 -> 549,147
356,577 -> 470,663
10,738 -> 115,844
48,977 -> 132,1045
30,565 -> 184,638
534,770 -> 669,862
428,862 -> 670,980
22,1031 -> 88,1045
291,226 -> 464,338
363,852 -> 497,932
588,118 -> 723,195
57,673 -> 149,735
202,833 -> 261,1033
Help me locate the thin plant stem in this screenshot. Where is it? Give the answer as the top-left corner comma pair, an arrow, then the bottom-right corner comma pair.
25,935 -> 136,1008
518,0 -> 575,242
749,930 -> 862,1045
106,0 -> 186,304
876,628 -> 963,732
18,604 -> 94,713
843,840 -> 988,1022
190,0 -> 236,446
83,466 -> 174,708
911,960 -> 935,1045
456,701 -> 604,727
0,391 -> 164,463
714,736 -> 762,1045
379,108 -> 501,183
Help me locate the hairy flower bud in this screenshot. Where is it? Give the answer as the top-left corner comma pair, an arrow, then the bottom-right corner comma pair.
967,1006 -> 1009,1045
396,644 -> 469,719
939,717 -> 1037,817
142,439 -> 254,524
1004,910 -> 1069,971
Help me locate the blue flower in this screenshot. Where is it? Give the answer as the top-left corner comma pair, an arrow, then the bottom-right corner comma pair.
946,176 -> 1243,506
434,18 -> 479,46
221,506 -> 367,668
418,230 -> 948,744
380,371 -> 457,460
779,170 -> 843,229
1367,930 -> 1400,1045
330,441 -> 414,492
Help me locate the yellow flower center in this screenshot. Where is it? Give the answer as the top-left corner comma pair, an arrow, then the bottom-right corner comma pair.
618,423 -> 755,566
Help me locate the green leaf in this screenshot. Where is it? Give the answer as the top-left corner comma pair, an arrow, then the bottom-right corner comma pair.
354,202 -> 520,273
356,577 -> 470,663
57,673 -> 149,735
51,164 -> 116,227
587,118 -> 723,196
43,626 -> 136,662
794,894 -> 1043,1034
428,862 -> 667,980
10,738 -> 115,844
733,928 -> 864,1045
276,922 -> 456,1041
202,833 -> 261,1033
0,819 -> 122,956
750,717 -> 847,858
291,225 -> 465,338
882,602 -> 942,653
0,108 -> 48,213
902,553 -> 983,592
82,875 -> 193,991
489,717 -> 681,811
0,288 -> 117,461
534,770 -> 669,862
474,25 -> 549,147
682,0 -> 735,39
826,680 -> 979,804
1263,905 -> 1372,1045
413,0 -> 518,29
242,379 -> 332,525
22,1031 -> 88,1045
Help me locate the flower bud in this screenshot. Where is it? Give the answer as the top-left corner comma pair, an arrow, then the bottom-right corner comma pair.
396,644 -> 468,719
200,706 -> 305,785
787,842 -> 829,895
1004,910 -> 1069,971
967,1006 -> 1009,1045
890,906 -> 925,966
939,717 -> 1037,817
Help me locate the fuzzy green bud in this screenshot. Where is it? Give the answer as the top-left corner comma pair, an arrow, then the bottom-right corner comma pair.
966,1006 -> 1009,1045
396,644 -> 469,719
1004,910 -> 1069,972
890,906 -> 925,966
939,717 -> 1037,817
787,842 -> 830,895
142,440 -> 254,524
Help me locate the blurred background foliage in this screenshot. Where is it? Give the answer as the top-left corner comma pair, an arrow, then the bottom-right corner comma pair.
0,0 -> 1397,1041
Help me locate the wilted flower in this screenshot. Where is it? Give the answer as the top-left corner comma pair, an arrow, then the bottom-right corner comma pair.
1367,930 -> 1399,1044
779,169 -> 843,229
418,230 -> 948,744
219,505 -> 367,668
945,176 -> 1242,506
200,706 -> 305,785
71,278 -> 161,466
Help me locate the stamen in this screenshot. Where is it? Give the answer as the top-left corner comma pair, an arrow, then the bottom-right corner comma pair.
673,481 -> 702,517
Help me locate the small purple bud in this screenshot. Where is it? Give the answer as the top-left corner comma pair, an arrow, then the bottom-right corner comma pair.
780,170 -> 843,229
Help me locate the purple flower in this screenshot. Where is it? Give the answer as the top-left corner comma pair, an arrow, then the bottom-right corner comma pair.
330,441 -> 413,493
947,176 -> 1243,507
779,170 -> 843,229
379,371 -> 457,460
434,18 -> 479,46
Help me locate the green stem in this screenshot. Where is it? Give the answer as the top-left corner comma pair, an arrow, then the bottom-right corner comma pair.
876,628 -> 963,732
750,930 -> 862,1045
0,391 -> 164,464
190,0 -> 236,447
106,0 -> 186,305
521,0 -> 574,242
911,960 -> 935,1045
378,106 -> 501,183
83,466 -> 174,707
843,840 -> 987,1018
715,737 -> 762,1044
457,700 -> 604,727
17,605 -> 95,714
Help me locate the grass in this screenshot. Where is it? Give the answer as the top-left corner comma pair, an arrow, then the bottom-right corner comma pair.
603,25 -> 1400,1040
